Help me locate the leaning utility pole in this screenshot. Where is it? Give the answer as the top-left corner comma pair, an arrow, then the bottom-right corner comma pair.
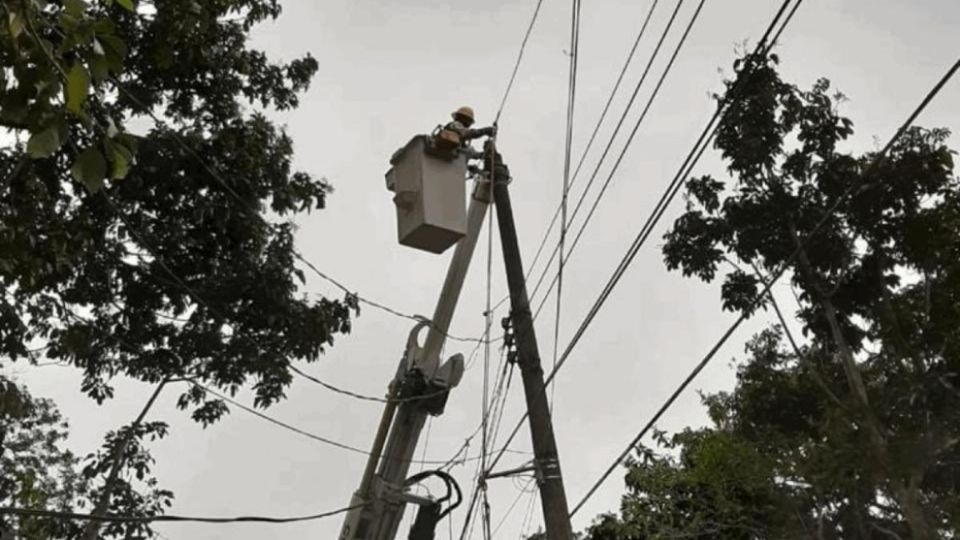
488,145 -> 575,539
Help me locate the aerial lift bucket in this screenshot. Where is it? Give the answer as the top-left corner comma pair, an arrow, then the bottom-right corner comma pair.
385,135 -> 467,254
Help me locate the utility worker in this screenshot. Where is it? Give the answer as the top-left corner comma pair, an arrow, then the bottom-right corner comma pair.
433,106 -> 497,160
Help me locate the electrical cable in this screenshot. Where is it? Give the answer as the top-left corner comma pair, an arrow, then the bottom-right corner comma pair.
552,0 -> 582,411
457,345 -> 515,539
22,18 -> 485,429
528,0 -> 688,305
484,0 -> 799,477
481,173 -> 496,539
404,417 -> 435,535
112,81 -> 485,345
770,0 -> 803,46
0,504 -> 365,525
492,0 -> 663,315
527,0 -> 703,307
569,41 -> 960,521
495,0 -> 546,123
519,488 -> 539,538
191,381 -> 483,466
288,365 -> 455,405
13,14 -> 474,345
489,478 -> 536,538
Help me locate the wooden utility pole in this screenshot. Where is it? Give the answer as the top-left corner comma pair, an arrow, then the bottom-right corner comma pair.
490,148 -> 574,539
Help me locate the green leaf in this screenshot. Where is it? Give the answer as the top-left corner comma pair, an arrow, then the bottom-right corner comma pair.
64,0 -> 86,17
7,12 -> 25,38
26,125 -> 63,158
92,17 -> 116,35
70,146 -> 107,192
65,63 -> 90,115
116,0 -> 135,11
117,133 -> 139,153
88,54 -> 109,82
104,139 -> 133,179
99,35 -> 128,72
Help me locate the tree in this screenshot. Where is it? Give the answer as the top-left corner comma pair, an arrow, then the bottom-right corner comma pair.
0,376 -> 85,539
588,53 -> 959,538
2,0 -> 352,535
1,0 -> 351,412
1,376 -> 170,539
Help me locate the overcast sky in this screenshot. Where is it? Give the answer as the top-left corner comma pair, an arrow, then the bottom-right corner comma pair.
11,0 -> 960,538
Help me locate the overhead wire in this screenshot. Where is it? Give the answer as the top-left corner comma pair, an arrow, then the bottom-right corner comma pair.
552,0 -> 582,411
492,0 -> 663,314
103,191 -> 436,410
34,0 -> 474,434
494,0 -> 547,123
111,80 -> 485,344
0,504 -> 365,525
527,0 -> 703,307
193,382 -> 413,463
404,417 -> 435,535
489,478 -> 537,538
42,11 -> 470,342
519,489 -> 539,538
115,81 -> 484,344
484,0 -> 798,478
528,0 -> 687,303
191,381 -> 487,467
480,166 -> 496,540
22,16 -> 485,425
571,52 -> 960,517
458,0 -> 555,531
288,364 -> 462,405
458,345 -> 515,539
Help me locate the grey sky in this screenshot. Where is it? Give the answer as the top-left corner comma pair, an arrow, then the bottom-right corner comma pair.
12,0 -> 960,538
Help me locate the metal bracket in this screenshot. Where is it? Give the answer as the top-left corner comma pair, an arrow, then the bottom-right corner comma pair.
402,319 -> 465,392
399,319 -> 430,377
535,457 -> 563,484
483,464 -> 537,481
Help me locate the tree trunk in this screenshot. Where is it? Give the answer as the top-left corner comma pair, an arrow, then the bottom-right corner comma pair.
788,225 -> 934,539
82,379 -> 168,540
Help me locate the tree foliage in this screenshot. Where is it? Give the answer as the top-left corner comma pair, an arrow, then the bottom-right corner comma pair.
2,0 -> 352,535
0,376 -> 84,539
1,377 -> 170,539
1,0 -> 351,413
589,53 -> 959,539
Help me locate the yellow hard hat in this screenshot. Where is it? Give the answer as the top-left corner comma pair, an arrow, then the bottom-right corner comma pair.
453,106 -> 475,125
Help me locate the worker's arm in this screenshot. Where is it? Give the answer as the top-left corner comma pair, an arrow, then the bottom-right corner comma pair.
463,125 -> 497,140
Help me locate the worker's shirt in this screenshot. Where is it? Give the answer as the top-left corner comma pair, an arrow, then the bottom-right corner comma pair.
444,120 -> 482,144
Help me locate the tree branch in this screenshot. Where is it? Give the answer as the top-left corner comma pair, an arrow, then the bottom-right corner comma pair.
81,378 -> 169,540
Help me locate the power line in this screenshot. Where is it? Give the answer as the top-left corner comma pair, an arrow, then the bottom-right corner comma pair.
495,0 -> 547,123
770,0 -> 803,46
479,182 -> 497,540
33,24 -> 475,347
0,504 -> 364,525
527,0 -> 680,305
457,346 -> 518,539
488,0 -> 706,445
519,488 -> 539,538
288,365 -> 459,405
489,478 -> 537,538
552,0 -> 582,410
115,83 -> 484,343
528,0 -> 702,306
193,381 -> 482,466
570,32 -> 960,522
490,0 -> 664,313
23,19 -> 486,425
484,0 -> 799,477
